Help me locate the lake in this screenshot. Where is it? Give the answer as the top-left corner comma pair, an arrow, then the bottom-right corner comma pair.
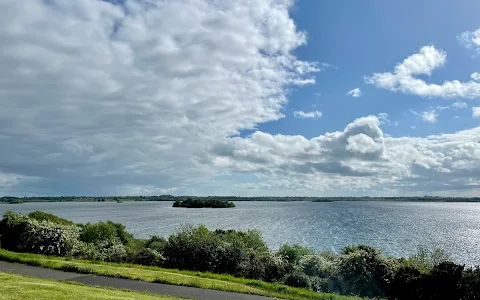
1,201 -> 479,265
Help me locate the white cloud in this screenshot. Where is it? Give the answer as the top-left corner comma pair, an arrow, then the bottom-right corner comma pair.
213,116 -> 480,195
0,0 -> 319,195
377,113 -> 399,127
411,102 -> 467,124
473,107 -> 480,118
365,46 -> 480,99
472,72 -> 480,81
293,110 -> 323,119
411,109 -> 438,123
2,0 -> 480,197
458,28 -> 480,56
450,102 -> 468,109
346,88 -> 362,97
421,110 -> 438,123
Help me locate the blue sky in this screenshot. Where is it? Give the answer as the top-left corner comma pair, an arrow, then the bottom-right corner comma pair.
258,0 -> 480,139
1,0 -> 480,196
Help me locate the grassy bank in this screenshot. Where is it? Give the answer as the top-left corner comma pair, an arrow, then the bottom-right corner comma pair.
0,272 -> 183,300
0,249 -> 360,300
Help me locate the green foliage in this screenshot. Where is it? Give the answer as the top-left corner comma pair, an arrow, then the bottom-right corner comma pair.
27,211 -> 74,226
407,246 -> 451,271
278,244 -> 313,266
283,271 -> 311,289
0,211 -> 30,250
144,236 -> 167,253
0,211 -> 80,256
173,198 -> 235,208
337,245 -> 394,298
462,267 -> 480,300
2,211 -> 480,300
389,265 -> 425,300
79,222 -> 118,245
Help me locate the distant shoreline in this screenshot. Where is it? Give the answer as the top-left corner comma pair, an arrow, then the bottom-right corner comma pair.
1,195 -> 480,204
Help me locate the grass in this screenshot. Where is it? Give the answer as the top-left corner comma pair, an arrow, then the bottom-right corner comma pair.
0,249 -> 361,300
0,272 -> 184,300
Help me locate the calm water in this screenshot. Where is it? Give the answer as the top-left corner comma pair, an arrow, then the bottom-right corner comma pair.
1,201 -> 479,265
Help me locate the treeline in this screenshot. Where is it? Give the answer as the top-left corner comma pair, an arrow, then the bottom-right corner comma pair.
0,211 -> 479,299
2,195 -> 480,203
173,198 -> 235,208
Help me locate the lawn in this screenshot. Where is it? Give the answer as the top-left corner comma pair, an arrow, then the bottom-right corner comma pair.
0,249 -> 361,300
0,272 -> 183,300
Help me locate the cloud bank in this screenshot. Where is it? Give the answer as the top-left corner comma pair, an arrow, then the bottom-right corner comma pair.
1,0 -> 480,196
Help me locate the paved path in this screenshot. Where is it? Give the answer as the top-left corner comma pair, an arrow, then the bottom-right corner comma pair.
0,261 -> 277,300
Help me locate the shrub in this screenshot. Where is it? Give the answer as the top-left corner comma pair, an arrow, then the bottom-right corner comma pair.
462,267 -> 480,300
163,225 -> 220,271
94,241 -> 127,262
425,261 -> 464,300
0,211 -> 81,256
278,244 -> 313,267
144,236 -> 167,253
407,246 -> 451,271
130,247 -> 166,266
0,211 -> 30,250
337,245 -> 395,298
298,253 -> 340,292
79,222 -> 119,245
27,211 -> 74,226
283,270 -> 311,288
389,265 -> 425,300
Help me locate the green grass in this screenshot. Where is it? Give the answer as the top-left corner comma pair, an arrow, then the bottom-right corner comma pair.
0,272 -> 184,300
0,249 -> 361,300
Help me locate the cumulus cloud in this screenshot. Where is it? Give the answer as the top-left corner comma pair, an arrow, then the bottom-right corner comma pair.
213,116 -> 480,194
473,107 -> 480,118
0,0 -> 319,195
458,28 -> 480,56
472,72 -> 480,81
2,0 -> 480,197
346,88 -> 362,97
421,110 -> 438,123
377,113 -> 399,127
365,46 -> 480,99
410,102 -> 468,124
293,110 -> 323,119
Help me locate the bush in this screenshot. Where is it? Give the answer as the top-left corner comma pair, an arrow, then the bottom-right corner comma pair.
0,211 -> 81,256
425,261 -> 464,300
462,267 -> 480,300
389,265 -> 425,300
278,244 -> 313,267
283,271 -> 311,288
163,225 -> 220,271
130,247 -> 165,266
79,222 -> 119,245
144,236 -> 167,253
337,245 -> 395,298
0,211 -> 30,250
27,211 -> 74,226
240,251 -> 287,281
93,241 -> 127,262
407,246 -> 451,271
298,253 -> 339,292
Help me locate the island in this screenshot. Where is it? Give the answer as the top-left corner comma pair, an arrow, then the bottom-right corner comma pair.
173,198 -> 235,208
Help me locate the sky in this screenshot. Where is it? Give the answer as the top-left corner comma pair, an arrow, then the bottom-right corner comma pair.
1,0 -> 480,197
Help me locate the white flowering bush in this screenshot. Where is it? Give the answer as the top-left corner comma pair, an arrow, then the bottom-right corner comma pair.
94,241 -> 127,262
0,211 -> 81,256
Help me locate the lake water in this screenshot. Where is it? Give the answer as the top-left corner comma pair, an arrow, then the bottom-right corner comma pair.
1,201 -> 479,265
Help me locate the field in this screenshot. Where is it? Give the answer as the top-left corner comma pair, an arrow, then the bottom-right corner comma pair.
0,272 -> 183,300
0,249 -> 361,300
